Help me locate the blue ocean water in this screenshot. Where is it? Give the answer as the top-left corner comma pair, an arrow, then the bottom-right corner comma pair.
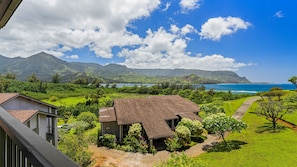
203,84 -> 296,94
116,83 -> 296,94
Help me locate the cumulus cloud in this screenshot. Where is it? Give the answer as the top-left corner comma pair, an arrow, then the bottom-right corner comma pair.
118,25 -> 248,71
274,10 -> 284,18
199,16 -> 251,41
0,1 -> 250,72
0,0 -> 160,58
179,0 -> 201,13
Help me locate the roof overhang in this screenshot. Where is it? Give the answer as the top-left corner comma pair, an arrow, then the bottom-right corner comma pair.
0,0 -> 22,29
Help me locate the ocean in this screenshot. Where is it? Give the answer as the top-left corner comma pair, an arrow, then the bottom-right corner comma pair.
202,83 -> 296,94
115,83 -> 296,94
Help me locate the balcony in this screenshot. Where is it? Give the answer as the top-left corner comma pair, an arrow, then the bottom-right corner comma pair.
0,107 -> 79,167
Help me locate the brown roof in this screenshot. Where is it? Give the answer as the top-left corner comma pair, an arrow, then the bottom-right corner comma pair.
99,107 -> 116,122
0,93 -> 19,104
8,110 -> 39,123
0,93 -> 57,109
101,95 -> 201,140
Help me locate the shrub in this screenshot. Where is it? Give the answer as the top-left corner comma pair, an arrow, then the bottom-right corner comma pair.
165,135 -> 182,152
118,145 -> 134,152
175,125 -> 191,145
122,123 -> 149,153
155,153 -> 207,167
177,118 -> 204,137
49,95 -> 59,102
99,134 -> 117,148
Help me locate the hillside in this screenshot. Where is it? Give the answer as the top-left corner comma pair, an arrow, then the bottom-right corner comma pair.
0,52 -> 250,83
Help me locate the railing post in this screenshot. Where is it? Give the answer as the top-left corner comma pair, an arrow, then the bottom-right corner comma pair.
0,127 -> 5,167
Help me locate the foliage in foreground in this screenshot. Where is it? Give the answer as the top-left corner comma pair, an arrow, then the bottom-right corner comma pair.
154,153 -> 207,167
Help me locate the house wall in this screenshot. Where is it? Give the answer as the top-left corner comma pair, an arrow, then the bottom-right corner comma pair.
28,115 -> 37,131
101,122 -> 120,140
39,114 -> 47,139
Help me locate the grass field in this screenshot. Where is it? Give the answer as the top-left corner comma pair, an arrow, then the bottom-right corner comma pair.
43,93 -> 149,106
196,101 -> 297,167
223,97 -> 251,116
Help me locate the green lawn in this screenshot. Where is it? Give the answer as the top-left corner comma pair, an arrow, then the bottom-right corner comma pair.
196,102 -> 297,167
43,93 -> 149,107
281,111 -> 297,125
223,97 -> 252,116
43,96 -> 86,106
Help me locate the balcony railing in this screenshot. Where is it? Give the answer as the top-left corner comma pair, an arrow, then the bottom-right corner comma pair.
0,107 -> 79,167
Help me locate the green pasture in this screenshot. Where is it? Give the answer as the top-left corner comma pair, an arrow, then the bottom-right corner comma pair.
196,101 -> 297,167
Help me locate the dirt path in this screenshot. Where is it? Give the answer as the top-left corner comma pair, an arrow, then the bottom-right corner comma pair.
90,97 -> 261,167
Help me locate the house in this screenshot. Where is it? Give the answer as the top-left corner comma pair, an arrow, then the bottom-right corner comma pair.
99,95 -> 201,146
0,93 -> 58,146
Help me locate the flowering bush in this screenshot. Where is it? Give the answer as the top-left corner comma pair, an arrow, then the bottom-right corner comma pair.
203,113 -> 247,145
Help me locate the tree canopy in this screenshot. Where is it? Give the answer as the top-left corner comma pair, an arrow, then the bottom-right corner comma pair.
256,92 -> 297,132
288,76 -> 297,89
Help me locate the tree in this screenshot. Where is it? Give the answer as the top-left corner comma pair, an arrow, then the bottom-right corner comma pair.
27,73 -> 38,82
89,88 -> 105,105
51,73 -> 61,83
203,113 -> 247,145
4,73 -> 16,80
288,76 -> 297,89
200,97 -> 225,115
256,92 -> 297,132
77,111 -> 97,129
0,80 -> 9,92
58,126 -> 93,166
189,90 -> 203,104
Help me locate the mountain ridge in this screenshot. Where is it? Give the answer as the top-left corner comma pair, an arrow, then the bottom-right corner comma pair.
0,52 -> 250,83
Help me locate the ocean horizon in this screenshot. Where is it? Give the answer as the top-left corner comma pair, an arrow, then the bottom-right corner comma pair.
114,83 -> 296,94
203,83 -> 295,94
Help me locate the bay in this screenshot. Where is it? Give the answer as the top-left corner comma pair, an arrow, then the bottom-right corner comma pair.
115,83 -> 296,94
203,84 -> 295,94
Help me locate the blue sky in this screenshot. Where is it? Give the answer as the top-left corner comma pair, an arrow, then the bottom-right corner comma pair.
0,0 -> 296,83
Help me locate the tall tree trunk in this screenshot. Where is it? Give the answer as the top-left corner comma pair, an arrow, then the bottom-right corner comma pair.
272,119 -> 277,132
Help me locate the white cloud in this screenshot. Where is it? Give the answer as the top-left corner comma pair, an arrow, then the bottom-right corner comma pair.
118,25 -> 248,71
162,2 -> 171,12
199,16 -> 251,41
66,54 -> 79,59
179,0 -> 201,13
0,0 -> 160,58
274,10 -> 284,18
0,1 -> 250,72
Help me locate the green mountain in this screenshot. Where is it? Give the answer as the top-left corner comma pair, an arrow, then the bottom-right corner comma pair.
0,52 -> 250,83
